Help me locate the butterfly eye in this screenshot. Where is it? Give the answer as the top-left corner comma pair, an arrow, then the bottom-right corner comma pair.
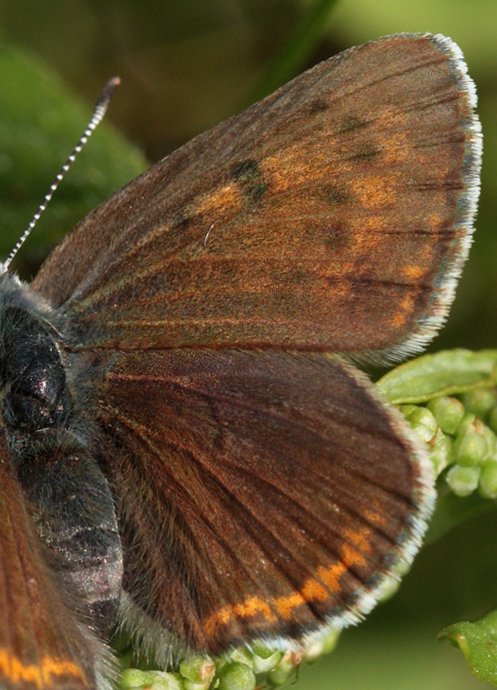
1,306 -> 70,431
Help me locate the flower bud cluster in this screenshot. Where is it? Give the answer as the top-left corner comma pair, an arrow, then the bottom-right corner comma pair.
120,631 -> 340,690
401,388 -> 497,498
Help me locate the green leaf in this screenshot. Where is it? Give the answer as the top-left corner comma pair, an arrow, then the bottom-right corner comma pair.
439,609 -> 497,685
377,350 -> 497,404
0,41 -> 147,274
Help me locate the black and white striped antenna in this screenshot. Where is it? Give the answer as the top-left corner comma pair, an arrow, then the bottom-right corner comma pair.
4,76 -> 120,270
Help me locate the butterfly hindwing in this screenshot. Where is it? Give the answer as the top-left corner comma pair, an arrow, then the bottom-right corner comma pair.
96,349 -> 433,652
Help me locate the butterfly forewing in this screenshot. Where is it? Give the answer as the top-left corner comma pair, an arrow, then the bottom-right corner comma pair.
33,34 -> 480,363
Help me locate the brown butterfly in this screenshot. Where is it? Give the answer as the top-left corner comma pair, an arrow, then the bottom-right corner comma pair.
0,33 -> 481,690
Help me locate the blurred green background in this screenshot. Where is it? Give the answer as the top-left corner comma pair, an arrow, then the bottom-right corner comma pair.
0,1 -> 496,688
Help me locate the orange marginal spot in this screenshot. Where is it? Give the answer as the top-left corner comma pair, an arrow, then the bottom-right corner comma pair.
204,598 -> 277,636
389,292 -> 416,329
195,184 -> 242,215
233,597 -> 277,623
343,528 -> 373,554
204,528 -> 382,636
428,212 -> 443,229
364,509 -> 387,527
316,562 -> 346,592
340,543 -> 367,569
301,578 -> 330,602
402,264 -> 424,280
41,657 -> 85,686
273,592 -> 306,620
0,649 -> 85,690
204,605 -> 232,635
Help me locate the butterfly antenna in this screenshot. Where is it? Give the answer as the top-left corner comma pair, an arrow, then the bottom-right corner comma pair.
4,76 -> 121,270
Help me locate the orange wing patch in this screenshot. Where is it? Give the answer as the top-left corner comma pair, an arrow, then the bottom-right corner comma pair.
203,526 -> 379,638
0,649 -> 86,690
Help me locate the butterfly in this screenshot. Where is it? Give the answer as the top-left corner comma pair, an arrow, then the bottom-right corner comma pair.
0,32 -> 481,690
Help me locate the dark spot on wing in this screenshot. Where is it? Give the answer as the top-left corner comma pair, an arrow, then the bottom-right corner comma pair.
323,184 -> 350,204
250,182 -> 267,201
341,115 -> 368,132
230,158 -> 267,204
231,159 -> 259,180
171,211 -> 194,229
351,143 -> 381,161
308,99 -> 329,114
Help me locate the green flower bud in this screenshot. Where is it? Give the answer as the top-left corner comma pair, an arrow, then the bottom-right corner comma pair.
400,404 -> 419,418
250,643 -> 283,673
121,670 -> 184,690
121,669 -> 148,690
180,656 -> 215,690
407,406 -> 438,443
218,662 -> 256,690
427,396 -> 465,435
429,428 -> 453,476
460,389 -> 497,419
453,429 -> 487,467
266,652 -> 301,687
446,464 -> 481,497
479,459 -> 497,499
226,648 -> 254,670
480,423 -> 497,460
302,630 -> 340,663
457,413 -> 478,435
